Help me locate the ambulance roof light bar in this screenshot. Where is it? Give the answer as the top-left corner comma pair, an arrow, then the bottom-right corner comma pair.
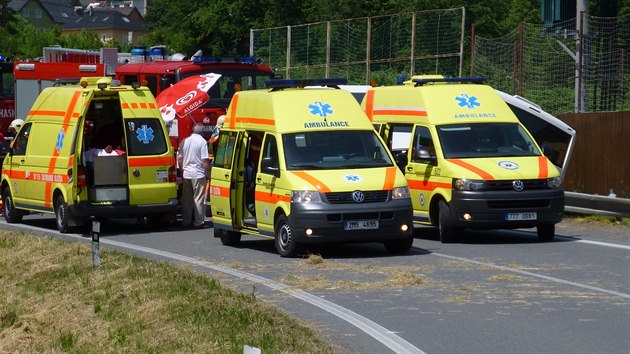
265,78 -> 348,91
412,77 -> 486,86
192,56 -> 262,64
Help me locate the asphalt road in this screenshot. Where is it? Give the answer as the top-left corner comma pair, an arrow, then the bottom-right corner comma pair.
2,215 -> 628,354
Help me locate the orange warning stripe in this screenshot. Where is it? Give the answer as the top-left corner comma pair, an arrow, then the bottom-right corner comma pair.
255,190 -> 291,203
209,185 -> 230,198
448,159 -> 495,180
537,156 -> 549,179
128,156 -> 175,167
291,171 -> 332,193
364,90 -> 375,121
227,94 -> 239,129
121,102 -> 156,109
28,110 -> 66,117
407,179 -> 451,191
372,108 -> 427,117
382,167 -> 397,190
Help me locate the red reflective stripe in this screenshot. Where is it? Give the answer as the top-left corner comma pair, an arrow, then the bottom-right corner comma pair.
228,94 -> 239,129
365,90 -> 375,121
382,167 -> 397,190
538,156 -> 549,178
149,103 -> 156,109
122,103 -> 130,109
131,103 -> 139,109
255,190 -> 291,203
407,179 -> 451,191
448,159 -> 495,180
235,117 -> 274,126
292,171 -> 332,193
140,102 -> 147,108
372,109 -> 427,117
29,110 -> 66,116
128,156 -> 175,167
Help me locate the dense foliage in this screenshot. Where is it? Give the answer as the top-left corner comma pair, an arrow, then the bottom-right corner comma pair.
0,0 -> 628,58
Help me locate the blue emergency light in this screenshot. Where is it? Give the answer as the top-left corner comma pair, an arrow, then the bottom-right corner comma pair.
412,77 -> 487,86
265,78 -> 348,90
192,56 -> 262,64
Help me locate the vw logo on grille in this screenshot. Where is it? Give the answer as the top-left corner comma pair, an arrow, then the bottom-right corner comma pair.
513,180 -> 524,192
352,190 -> 365,203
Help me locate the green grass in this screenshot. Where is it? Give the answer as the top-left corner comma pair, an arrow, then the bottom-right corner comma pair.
0,230 -> 338,353
564,213 -> 630,226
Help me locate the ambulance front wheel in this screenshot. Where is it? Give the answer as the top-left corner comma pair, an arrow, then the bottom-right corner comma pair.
384,237 -> 413,254
438,200 -> 458,243
216,228 -> 241,246
537,224 -> 555,241
54,195 -> 74,234
3,188 -> 23,223
274,215 -> 301,258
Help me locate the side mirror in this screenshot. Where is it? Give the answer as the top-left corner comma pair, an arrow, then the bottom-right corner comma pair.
160,76 -> 173,91
412,148 -> 437,165
260,157 -> 280,177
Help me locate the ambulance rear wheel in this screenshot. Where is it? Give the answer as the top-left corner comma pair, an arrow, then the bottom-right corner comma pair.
217,229 -> 241,246
3,188 -> 23,223
537,224 -> 555,241
274,215 -> 300,258
438,200 -> 457,243
54,195 -> 73,234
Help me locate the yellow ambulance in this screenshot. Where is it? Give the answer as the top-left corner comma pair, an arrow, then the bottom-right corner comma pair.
362,76 -> 564,242
1,77 -> 178,233
209,78 -> 413,257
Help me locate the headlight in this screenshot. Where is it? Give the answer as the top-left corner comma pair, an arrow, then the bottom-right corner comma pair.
453,178 -> 487,191
547,176 -> 562,189
391,186 -> 411,199
291,190 -> 322,203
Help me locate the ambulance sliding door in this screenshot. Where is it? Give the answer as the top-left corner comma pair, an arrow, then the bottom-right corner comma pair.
406,125 -> 440,224
210,129 -> 242,228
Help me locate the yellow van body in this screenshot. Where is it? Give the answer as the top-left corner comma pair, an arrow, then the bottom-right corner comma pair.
210,79 -> 413,257
1,77 -> 178,233
362,77 -> 564,242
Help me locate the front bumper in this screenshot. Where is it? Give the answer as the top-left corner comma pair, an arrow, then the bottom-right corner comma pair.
449,189 -> 564,229
287,198 -> 413,244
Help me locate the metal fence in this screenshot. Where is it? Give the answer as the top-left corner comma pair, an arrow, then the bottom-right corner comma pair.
250,8 -> 465,85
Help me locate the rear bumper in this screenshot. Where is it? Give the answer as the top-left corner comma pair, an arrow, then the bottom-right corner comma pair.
288,199 -> 413,244
69,198 -> 179,218
450,189 -> 564,229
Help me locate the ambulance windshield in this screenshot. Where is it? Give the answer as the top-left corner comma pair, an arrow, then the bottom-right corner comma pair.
282,130 -> 393,170
437,123 -> 541,159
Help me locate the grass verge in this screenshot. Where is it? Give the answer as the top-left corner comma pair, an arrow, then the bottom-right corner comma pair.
0,230 -> 338,353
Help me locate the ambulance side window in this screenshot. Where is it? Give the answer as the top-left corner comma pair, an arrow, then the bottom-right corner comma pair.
411,126 -> 436,163
260,135 -> 279,174
213,131 -> 238,169
12,122 -> 32,156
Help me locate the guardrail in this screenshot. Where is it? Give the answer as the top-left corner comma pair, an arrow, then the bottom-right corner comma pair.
564,191 -> 630,218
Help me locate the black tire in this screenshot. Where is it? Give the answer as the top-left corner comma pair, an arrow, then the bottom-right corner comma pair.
146,213 -> 173,229
438,200 -> 457,243
384,237 -> 414,254
274,214 -> 299,257
537,224 -> 555,241
216,228 -> 242,246
3,188 -> 23,223
54,195 -> 73,234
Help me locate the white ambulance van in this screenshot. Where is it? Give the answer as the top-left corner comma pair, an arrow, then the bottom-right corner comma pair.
210,78 -> 414,257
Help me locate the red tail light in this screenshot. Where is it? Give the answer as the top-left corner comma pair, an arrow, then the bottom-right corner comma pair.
168,165 -> 177,182
77,166 -> 87,187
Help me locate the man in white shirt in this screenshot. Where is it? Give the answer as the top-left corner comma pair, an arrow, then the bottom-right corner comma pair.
177,124 -> 211,228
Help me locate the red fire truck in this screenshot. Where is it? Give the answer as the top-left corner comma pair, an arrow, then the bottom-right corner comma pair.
0,57 -> 15,135
114,56 -> 276,149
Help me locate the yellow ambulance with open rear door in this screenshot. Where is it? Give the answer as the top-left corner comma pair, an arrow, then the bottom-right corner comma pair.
210,78 -> 413,257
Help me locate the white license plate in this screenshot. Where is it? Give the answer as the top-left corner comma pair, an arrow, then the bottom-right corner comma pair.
505,212 -> 537,221
344,220 -> 379,230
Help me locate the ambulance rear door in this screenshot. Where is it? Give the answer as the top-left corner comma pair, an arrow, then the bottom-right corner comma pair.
118,90 -> 174,205
210,129 -> 243,229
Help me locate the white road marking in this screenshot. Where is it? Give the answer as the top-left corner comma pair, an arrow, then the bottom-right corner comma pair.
432,252 -> 630,299
556,236 -> 630,250
82,234 -> 425,354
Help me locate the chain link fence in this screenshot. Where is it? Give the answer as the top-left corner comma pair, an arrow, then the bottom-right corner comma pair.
472,14 -> 629,116
251,8 -> 465,85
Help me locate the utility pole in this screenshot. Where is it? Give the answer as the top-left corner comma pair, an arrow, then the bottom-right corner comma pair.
576,0 -> 589,112
1,0 -> 7,27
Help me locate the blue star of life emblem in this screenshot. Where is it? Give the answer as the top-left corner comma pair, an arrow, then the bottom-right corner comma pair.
308,101 -> 333,119
456,94 -> 480,109
345,174 -> 360,182
56,128 -> 65,152
136,125 -> 154,144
